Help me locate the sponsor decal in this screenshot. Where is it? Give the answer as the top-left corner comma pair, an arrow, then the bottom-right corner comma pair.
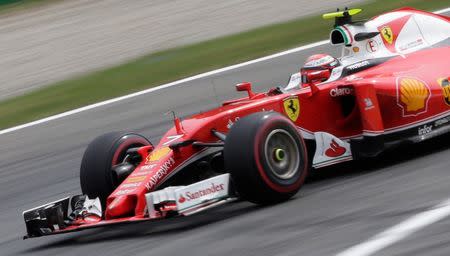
145,157 -> 176,191
366,39 -> 378,53
304,55 -> 335,68
399,38 -> 423,51
434,116 -> 450,127
126,176 -> 146,183
130,169 -> 153,177
162,134 -> 184,146
330,87 -> 353,97
438,78 -> 450,106
140,164 -> 156,170
418,124 -> 432,136
313,132 -> 352,168
345,75 -> 362,82
380,26 -> 393,44
283,96 -> 300,122
175,174 -> 230,211
226,119 -> 233,129
115,189 -> 135,196
146,147 -> 171,163
352,47 -> 360,53
396,77 -> 431,117
178,195 -> 186,203
364,98 -> 374,110
347,60 -> 370,71
377,15 -> 411,53
121,182 -> 141,188
177,183 -> 225,204
226,117 -> 240,129
325,139 -> 346,157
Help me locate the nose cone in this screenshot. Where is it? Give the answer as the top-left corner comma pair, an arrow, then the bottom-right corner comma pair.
105,195 -> 136,219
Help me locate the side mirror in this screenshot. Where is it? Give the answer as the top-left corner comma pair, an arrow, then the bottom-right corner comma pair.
354,32 -> 380,41
236,82 -> 255,98
305,69 -> 330,84
302,70 -> 328,97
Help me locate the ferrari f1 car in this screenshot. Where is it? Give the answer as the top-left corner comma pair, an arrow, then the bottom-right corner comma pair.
23,7 -> 450,238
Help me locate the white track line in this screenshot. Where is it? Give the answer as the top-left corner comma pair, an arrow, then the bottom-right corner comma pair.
435,7 -> 450,14
0,40 -> 328,136
336,9 -> 450,253
336,198 -> 450,256
0,7 -> 449,136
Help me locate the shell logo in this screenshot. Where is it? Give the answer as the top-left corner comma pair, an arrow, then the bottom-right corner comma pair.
146,146 -> 171,163
437,78 -> 450,106
397,77 -> 431,117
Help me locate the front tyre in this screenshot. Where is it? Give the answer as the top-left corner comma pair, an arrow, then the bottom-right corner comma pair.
80,132 -> 151,206
224,112 -> 308,204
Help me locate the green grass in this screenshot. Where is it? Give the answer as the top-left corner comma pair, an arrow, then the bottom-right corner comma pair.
0,0 -> 449,129
0,0 -> 32,6
0,0 -> 60,13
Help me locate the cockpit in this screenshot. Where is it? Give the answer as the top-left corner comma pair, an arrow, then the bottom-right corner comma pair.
284,53 -> 341,91
283,7 -> 450,92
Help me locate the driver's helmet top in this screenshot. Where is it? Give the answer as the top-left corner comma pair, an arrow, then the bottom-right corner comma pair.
301,54 -> 340,84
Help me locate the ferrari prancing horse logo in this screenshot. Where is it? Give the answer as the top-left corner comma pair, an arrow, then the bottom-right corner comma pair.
283,96 -> 300,122
380,26 -> 393,45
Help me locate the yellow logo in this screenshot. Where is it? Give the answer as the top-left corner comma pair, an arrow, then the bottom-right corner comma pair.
283,96 -> 300,122
380,26 -> 393,44
146,147 -> 171,163
126,176 -> 146,183
397,77 -> 430,116
438,78 -> 450,106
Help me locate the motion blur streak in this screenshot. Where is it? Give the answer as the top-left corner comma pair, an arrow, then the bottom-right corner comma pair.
0,40 -> 328,136
1,8 -> 447,137
0,0 -> 365,100
336,198 -> 450,256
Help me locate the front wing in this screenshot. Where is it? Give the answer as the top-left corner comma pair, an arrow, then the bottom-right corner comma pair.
23,174 -> 235,239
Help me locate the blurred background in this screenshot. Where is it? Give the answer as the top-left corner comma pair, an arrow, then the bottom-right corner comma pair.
0,0 -> 447,129
0,0 -> 365,100
0,1 -> 449,256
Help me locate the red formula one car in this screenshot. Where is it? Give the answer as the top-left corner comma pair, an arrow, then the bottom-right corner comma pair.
23,7 -> 450,238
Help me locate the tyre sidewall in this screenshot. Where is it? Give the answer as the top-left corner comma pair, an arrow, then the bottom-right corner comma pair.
80,132 -> 151,204
253,116 -> 307,193
225,112 -> 308,204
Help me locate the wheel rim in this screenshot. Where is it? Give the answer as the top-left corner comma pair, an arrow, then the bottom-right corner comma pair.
263,129 -> 300,180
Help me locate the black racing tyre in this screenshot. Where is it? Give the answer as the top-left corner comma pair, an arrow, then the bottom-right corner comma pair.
80,132 -> 151,206
224,112 -> 308,204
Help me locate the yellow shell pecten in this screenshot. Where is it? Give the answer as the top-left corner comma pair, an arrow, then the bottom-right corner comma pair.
400,78 -> 429,112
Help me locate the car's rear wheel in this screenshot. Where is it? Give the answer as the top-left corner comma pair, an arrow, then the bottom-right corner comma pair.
80,132 -> 152,206
224,112 -> 308,204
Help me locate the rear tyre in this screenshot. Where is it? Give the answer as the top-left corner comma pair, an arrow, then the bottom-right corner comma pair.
224,112 -> 308,204
80,132 -> 151,206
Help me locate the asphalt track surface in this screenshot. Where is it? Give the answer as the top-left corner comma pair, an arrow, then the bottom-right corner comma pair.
1,13 -> 450,256
0,0 -> 364,100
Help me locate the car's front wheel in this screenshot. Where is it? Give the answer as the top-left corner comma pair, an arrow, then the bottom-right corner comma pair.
224,112 -> 308,204
80,132 -> 152,206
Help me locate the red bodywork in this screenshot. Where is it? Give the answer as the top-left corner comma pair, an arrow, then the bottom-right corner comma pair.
42,8 -> 450,234
102,46 -> 450,221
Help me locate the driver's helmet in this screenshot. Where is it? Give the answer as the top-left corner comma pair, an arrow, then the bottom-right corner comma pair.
301,54 -> 340,84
